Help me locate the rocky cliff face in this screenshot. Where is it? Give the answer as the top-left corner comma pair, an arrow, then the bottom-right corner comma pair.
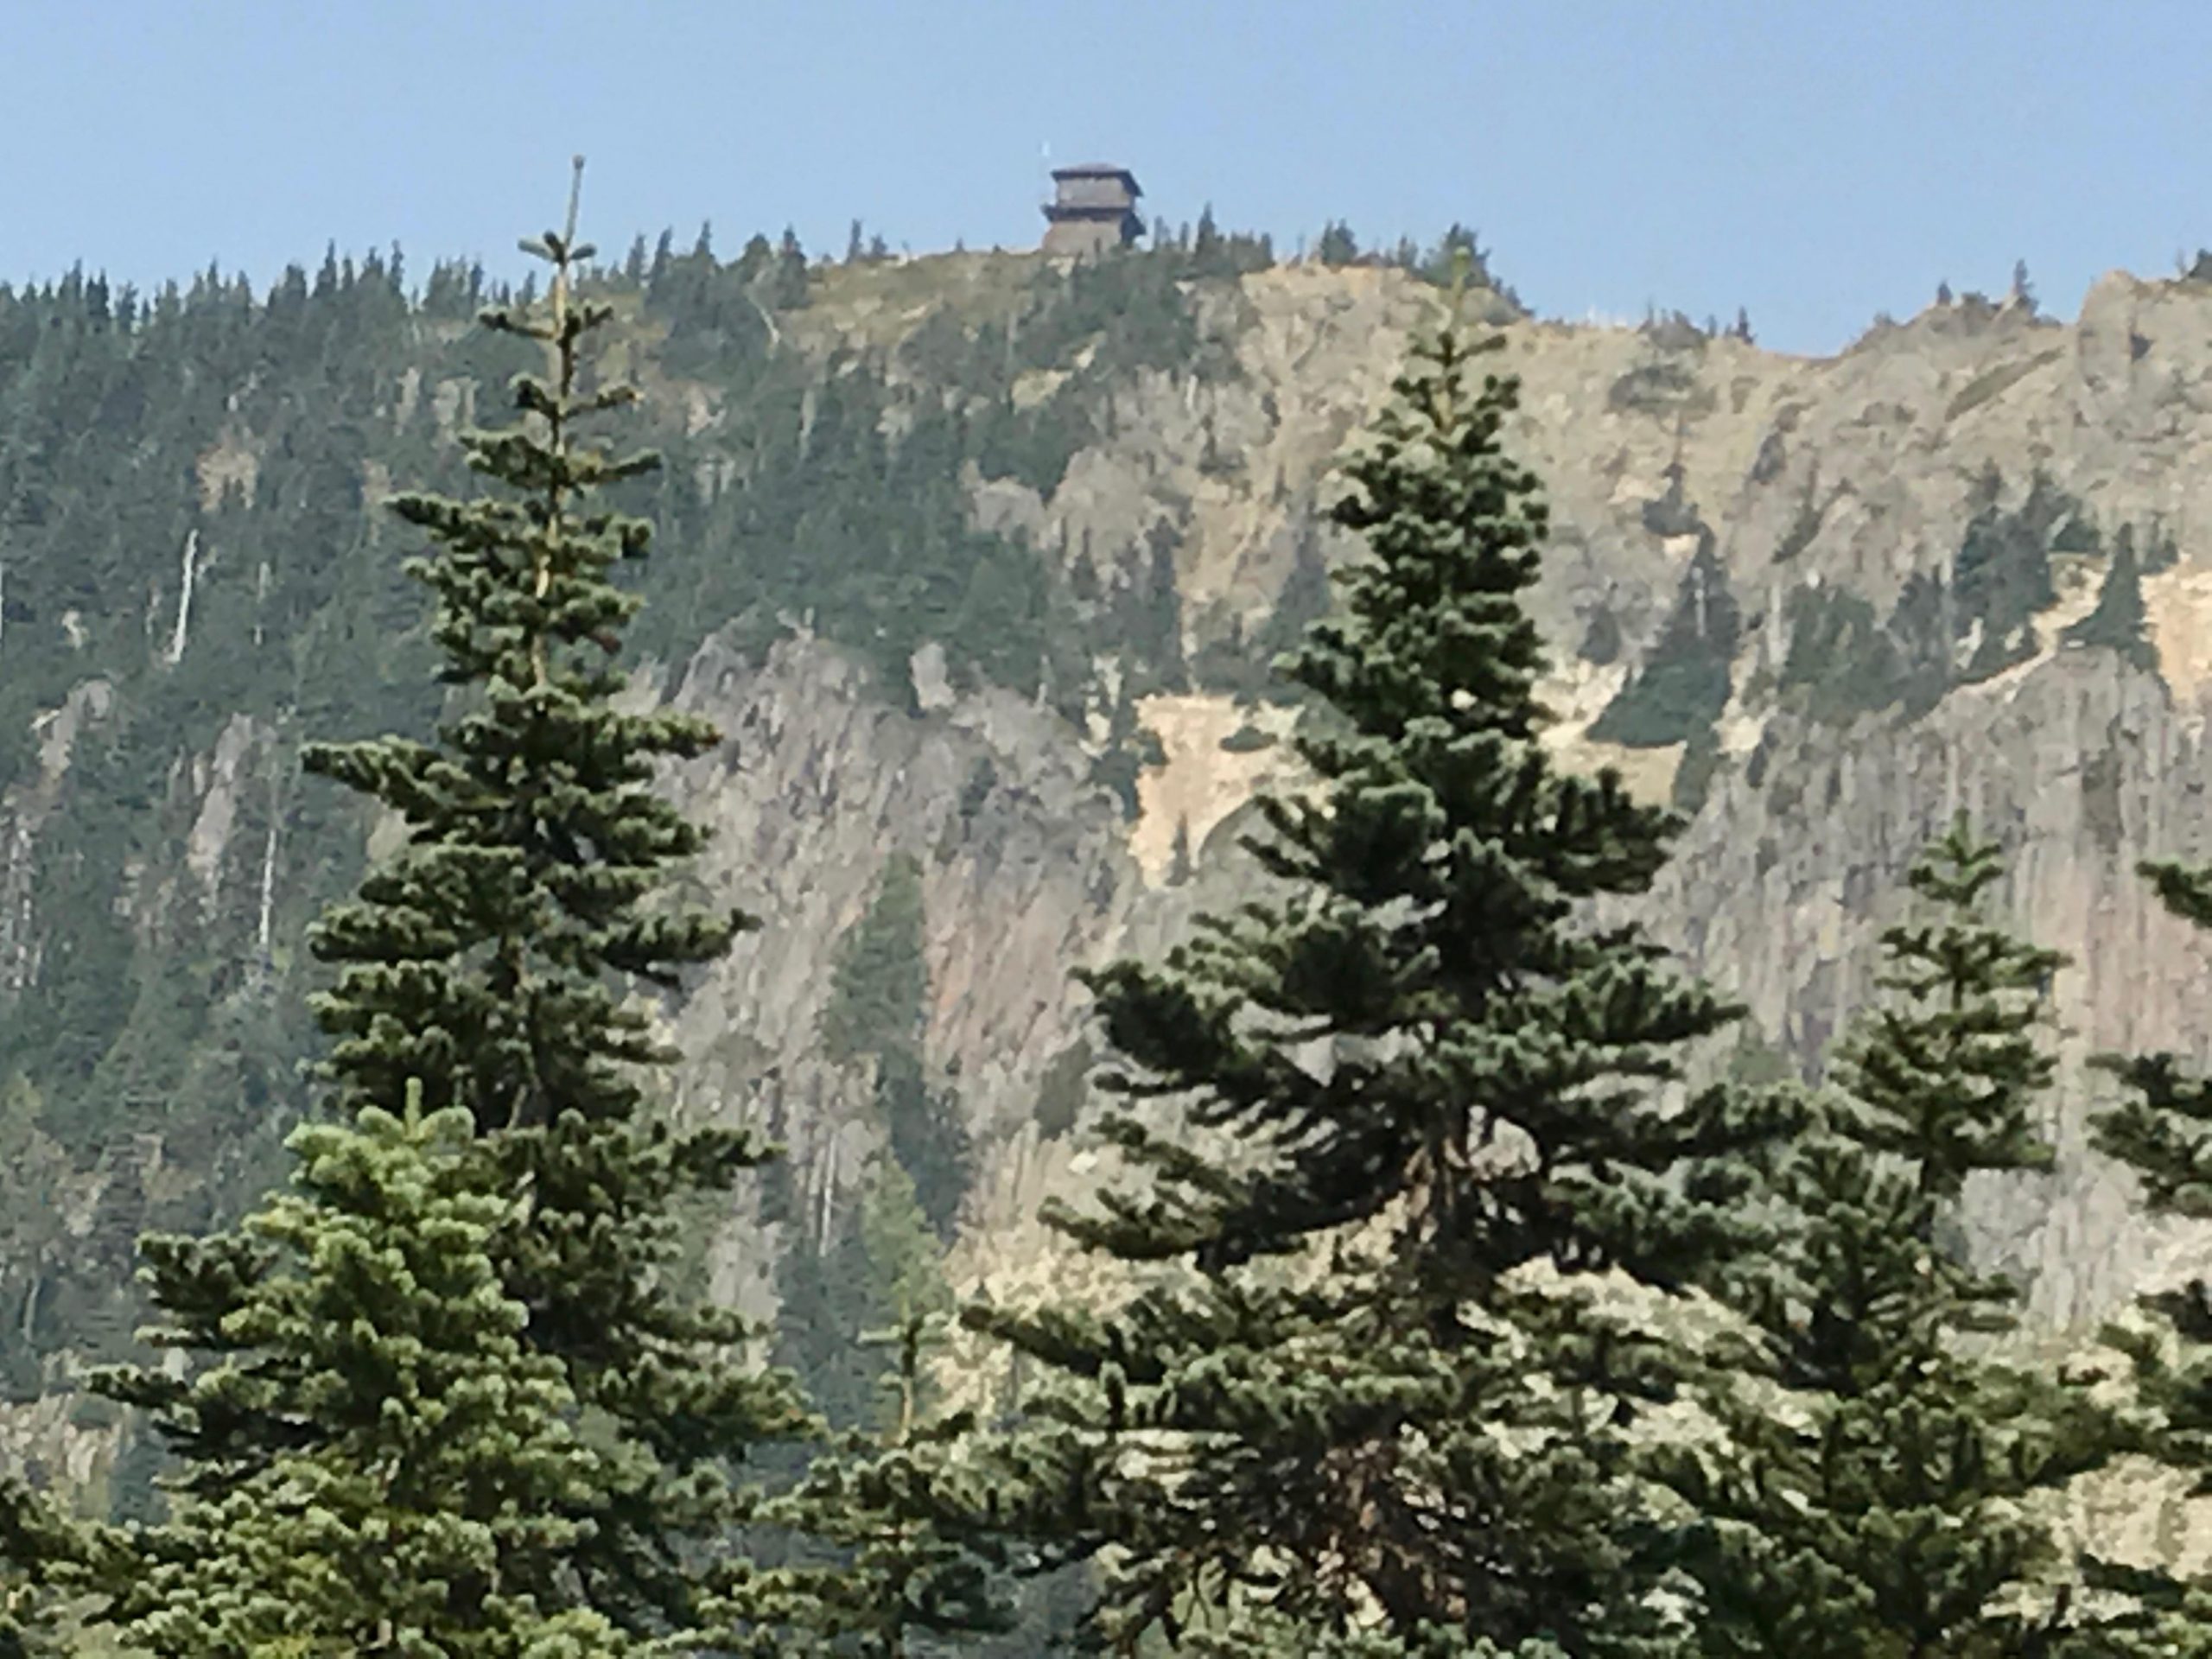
624,264 -> 2212,1347
17,251 -> 2212,1498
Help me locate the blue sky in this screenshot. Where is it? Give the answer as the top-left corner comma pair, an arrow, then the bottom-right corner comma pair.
6,1 -> 2209,357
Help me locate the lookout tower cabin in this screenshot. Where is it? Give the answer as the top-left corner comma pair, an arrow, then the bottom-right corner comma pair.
1041,164 -> 1143,258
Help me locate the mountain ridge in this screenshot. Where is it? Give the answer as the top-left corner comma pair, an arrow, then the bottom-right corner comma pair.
9,237 -> 2212,1552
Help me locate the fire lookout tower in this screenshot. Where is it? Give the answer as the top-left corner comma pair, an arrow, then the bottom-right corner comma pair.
1041,163 -> 1143,258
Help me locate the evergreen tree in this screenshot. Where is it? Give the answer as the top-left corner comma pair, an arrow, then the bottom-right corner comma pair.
928,279 -> 1791,1652
1090,668 -> 1162,822
1954,465 -> 2064,682
773,1176 -> 887,1436
1251,518 -> 1337,703
1127,526 -> 1190,693
823,855 -> 931,1068
772,1151 -> 952,1437
1837,816 -> 2063,1205
2069,844 -> 2212,1652
715,1309 -> 1015,1656
2063,536 -> 2157,671
1192,205 -> 1225,274
783,854 -> 972,1444
819,853 -> 975,1238
876,1047 -> 976,1244
1315,221 -> 1362,266
0,1476 -> 79,1658
1666,817 -> 2107,1656
1586,537 -> 1740,749
91,1083 -> 651,1656
1167,814 -> 1195,887
772,228 -> 810,309
50,162 -> 811,1641
1402,226 -> 1520,314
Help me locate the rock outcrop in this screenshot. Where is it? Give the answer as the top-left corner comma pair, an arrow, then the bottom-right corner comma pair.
20,252 -> 2212,1504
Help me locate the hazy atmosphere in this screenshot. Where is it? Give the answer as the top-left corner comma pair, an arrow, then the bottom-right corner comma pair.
10,0 -> 2212,353
16,8 -> 2212,1656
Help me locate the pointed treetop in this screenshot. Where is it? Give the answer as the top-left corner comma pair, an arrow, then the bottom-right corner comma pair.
1445,243 -> 1475,327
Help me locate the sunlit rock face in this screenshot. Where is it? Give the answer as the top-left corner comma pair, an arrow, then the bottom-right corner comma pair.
21,251 -> 2212,1509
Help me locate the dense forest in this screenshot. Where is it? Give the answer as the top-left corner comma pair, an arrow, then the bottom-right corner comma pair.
9,176 -> 2212,1656
0,201 -> 1510,1426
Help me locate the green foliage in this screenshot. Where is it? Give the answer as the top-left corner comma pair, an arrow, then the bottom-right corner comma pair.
2063,530 -> 2158,671
2072,845 -> 2212,1639
639,340 -> 1094,712
712,1310 -> 1015,1656
780,852 -> 971,1440
875,1047 -> 975,1245
1886,568 -> 1955,720
1606,358 -> 1709,417
821,853 -> 975,1238
1192,518 -> 1344,705
632,237 -> 1292,715
2053,511 -> 2103,555
1665,817 -> 2106,1656
1777,584 -> 1907,725
1167,816 -> 1196,887
1109,526 -> 1191,696
1722,1026 -> 1797,1091
1772,470 -> 1829,563
2142,520 -> 2183,575
925,302 -> 1792,1652
0,1077 -> 72,1401
1188,205 -> 1278,282
774,1154 -> 955,1436
0,251 -> 459,1202
0,1470 -> 83,1657
1259,526 -> 1338,675
1030,1038 -> 1093,1142
70,188 -> 812,1642
0,206 -> 1338,1473
1954,464 -> 2066,682
1315,221 -> 1362,266
1588,537 -> 1741,747
855,1160 -> 956,1352
1013,238 -> 1240,385
823,855 -> 931,1069
1577,602 -> 1624,665
1409,226 -> 1523,311
772,1178 -> 883,1434
1671,721 -> 1723,815
81,1084 -> 656,1656
1090,669 -> 1167,821
1839,817 -> 2065,1203
2059,1563 -> 2212,1657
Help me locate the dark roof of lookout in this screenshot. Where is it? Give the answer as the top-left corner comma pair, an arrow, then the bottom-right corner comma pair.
1052,163 -> 1141,193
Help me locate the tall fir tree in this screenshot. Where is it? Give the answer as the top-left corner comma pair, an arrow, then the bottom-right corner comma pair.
35,162 -> 812,1641
822,854 -> 930,1068
90,1083 -> 650,1656
922,271 -> 1793,1653
1664,816 -> 2111,1656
